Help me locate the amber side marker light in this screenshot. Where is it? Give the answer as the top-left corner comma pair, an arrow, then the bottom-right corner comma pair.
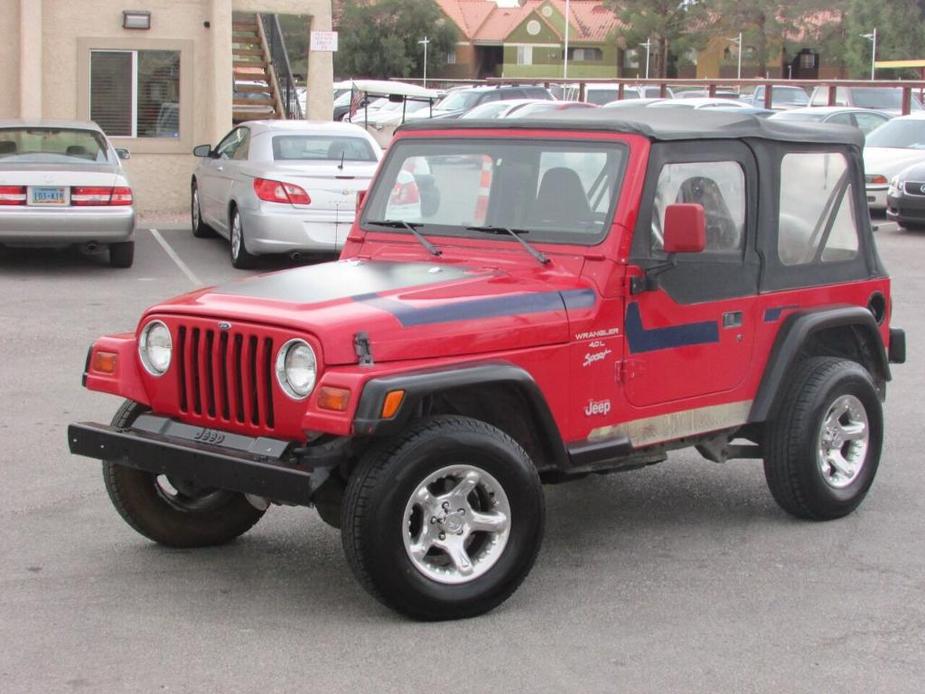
317,386 -> 351,412
92,352 -> 118,374
381,389 -> 405,419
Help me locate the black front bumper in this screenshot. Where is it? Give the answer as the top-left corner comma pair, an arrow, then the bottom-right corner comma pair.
68,416 -> 321,506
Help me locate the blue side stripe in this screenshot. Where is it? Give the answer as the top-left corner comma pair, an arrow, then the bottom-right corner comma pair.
355,288 -> 594,327
625,302 -> 719,353
764,305 -> 799,323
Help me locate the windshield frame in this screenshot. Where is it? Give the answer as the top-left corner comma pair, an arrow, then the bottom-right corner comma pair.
360,135 -> 630,247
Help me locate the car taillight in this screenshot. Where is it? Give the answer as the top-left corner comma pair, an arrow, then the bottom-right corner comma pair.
71,186 -> 133,206
253,178 -> 311,205
391,180 -> 420,205
0,185 -> 26,205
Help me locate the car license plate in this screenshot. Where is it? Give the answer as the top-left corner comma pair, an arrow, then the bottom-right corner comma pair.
29,186 -> 67,206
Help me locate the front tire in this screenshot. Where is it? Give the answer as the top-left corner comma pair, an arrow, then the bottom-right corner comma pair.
764,357 -> 883,520
342,416 -> 545,620
102,400 -> 266,547
229,208 -> 257,269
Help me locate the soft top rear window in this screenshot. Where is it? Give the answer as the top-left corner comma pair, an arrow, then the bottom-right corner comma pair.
272,135 -> 377,162
361,137 -> 628,245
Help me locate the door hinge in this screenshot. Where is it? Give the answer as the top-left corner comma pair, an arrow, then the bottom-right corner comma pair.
617,359 -> 645,382
354,331 -> 374,366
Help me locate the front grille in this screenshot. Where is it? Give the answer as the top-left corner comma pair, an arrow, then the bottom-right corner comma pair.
176,325 -> 275,430
903,181 -> 925,196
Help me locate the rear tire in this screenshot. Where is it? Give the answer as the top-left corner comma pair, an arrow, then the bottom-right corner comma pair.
109,241 -> 134,268
102,400 -> 266,547
229,208 -> 257,269
764,357 -> 882,520
342,416 -> 545,620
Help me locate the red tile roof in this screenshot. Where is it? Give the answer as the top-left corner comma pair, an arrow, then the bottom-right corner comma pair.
434,0 -> 621,44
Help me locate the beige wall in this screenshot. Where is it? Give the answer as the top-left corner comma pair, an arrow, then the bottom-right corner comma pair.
6,0 -> 333,215
0,1 -> 20,118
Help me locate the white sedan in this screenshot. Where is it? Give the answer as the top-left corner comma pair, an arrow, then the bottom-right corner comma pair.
191,120 -> 382,268
862,114 -> 925,211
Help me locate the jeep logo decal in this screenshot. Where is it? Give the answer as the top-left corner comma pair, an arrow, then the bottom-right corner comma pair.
584,399 -> 611,416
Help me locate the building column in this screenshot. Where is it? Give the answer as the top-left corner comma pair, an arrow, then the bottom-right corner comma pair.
306,6 -> 333,121
19,0 -> 42,119
210,0 -> 233,142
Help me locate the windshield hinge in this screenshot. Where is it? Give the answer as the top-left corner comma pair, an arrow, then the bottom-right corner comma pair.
354,331 -> 374,366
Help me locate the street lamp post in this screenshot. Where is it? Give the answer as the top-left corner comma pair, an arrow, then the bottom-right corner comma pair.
728,32 -> 742,80
418,36 -> 430,87
860,28 -> 877,80
563,0 -> 570,79
639,38 -> 653,79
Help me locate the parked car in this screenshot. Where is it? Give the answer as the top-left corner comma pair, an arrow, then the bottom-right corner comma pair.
460,99 -> 545,120
862,114 -> 925,211
583,83 -> 674,105
770,107 -> 891,136
602,98 -> 666,109
190,120 -> 382,267
675,89 -> 740,100
886,159 -> 925,229
411,85 -> 553,120
72,109 -> 904,621
504,101 -> 599,118
648,98 -> 755,111
810,86 -> 923,115
740,85 -> 809,110
0,119 -> 135,267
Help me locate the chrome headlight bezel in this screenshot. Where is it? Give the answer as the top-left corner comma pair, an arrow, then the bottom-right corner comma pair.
275,339 -> 317,400
138,320 -> 172,376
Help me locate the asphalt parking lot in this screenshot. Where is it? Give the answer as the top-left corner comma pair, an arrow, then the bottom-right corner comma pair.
1,220 -> 923,693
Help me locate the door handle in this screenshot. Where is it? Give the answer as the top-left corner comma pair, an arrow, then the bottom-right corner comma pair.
215,165 -> 224,172
722,311 -> 743,328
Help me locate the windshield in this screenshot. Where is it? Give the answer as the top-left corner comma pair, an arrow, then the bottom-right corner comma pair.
851,87 -> 922,110
462,102 -> 514,119
771,88 -> 809,105
865,119 -> 925,149
436,91 -> 482,111
362,138 -> 628,244
0,128 -> 112,164
272,135 -> 377,161
586,89 -> 620,105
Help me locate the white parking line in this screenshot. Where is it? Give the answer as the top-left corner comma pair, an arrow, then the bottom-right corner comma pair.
149,228 -> 202,286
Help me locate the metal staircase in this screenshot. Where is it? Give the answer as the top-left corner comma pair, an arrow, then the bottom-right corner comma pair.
232,13 -> 303,124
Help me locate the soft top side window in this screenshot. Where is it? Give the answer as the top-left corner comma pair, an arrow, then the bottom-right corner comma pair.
651,161 -> 746,253
778,152 -> 859,266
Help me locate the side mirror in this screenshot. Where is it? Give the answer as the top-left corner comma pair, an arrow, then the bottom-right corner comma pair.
192,144 -> 213,158
663,203 -> 706,254
115,148 -> 131,160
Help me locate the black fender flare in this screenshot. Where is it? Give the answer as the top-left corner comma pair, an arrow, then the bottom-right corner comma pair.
352,362 -> 570,469
749,306 -> 890,423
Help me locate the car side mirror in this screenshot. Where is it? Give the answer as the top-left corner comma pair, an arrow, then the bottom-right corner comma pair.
193,144 -> 213,158
115,148 -> 131,160
663,203 -> 706,254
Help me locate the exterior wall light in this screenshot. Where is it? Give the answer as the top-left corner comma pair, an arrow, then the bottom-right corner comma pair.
122,10 -> 151,30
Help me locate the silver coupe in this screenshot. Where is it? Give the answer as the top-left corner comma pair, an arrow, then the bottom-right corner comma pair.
190,120 -> 382,268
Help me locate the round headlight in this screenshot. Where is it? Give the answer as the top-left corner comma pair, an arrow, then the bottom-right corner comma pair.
276,339 -> 317,399
139,320 -> 172,376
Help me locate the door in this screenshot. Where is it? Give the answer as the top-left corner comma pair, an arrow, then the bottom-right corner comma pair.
624,142 -> 760,408
199,127 -> 247,232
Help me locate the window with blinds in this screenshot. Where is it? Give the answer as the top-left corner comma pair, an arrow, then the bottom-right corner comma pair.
90,50 -> 180,138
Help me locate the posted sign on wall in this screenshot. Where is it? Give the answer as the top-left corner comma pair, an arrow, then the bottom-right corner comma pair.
310,31 -> 339,52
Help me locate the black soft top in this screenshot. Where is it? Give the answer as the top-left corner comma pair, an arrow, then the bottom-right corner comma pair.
397,107 -> 864,147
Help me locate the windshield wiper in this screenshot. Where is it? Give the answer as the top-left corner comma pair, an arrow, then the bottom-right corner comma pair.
365,220 -> 442,256
466,225 -> 549,265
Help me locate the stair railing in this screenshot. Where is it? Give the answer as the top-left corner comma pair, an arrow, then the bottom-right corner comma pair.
258,13 -> 304,120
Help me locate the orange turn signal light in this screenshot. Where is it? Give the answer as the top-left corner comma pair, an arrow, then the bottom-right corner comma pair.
92,351 -> 118,374
317,386 -> 351,412
381,389 -> 405,419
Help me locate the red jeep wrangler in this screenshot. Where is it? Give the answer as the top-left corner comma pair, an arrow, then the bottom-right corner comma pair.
69,110 -> 905,620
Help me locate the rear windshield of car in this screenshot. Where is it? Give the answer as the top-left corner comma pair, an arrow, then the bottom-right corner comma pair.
0,128 -> 112,164
771,88 -> 809,105
850,87 -> 922,110
272,135 -> 377,162
361,138 -> 628,245
586,89 -> 620,105
865,119 -> 925,149
436,91 -> 482,111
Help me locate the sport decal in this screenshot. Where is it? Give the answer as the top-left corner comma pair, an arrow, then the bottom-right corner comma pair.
625,302 -> 719,353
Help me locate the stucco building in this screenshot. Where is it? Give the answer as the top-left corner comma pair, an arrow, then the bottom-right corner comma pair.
1,0 -> 334,214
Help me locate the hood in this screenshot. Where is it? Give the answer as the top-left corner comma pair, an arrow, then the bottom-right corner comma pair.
864,147 -> 925,179
147,259 -> 592,366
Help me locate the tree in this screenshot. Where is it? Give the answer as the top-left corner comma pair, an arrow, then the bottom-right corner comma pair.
837,0 -> 925,78
334,0 -> 457,80
608,0 -> 712,78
